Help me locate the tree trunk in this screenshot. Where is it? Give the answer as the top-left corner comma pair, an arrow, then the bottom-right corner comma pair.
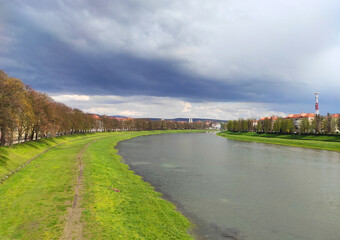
9,131 -> 13,146
18,129 -> 23,144
30,130 -> 35,141
0,127 -> 6,146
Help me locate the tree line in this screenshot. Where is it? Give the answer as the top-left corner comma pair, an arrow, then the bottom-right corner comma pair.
222,115 -> 340,134
0,70 -> 208,146
0,70 -> 97,146
98,117 -> 208,132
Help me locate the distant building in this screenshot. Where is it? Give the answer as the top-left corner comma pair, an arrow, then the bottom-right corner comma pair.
90,114 -> 104,131
210,123 -> 221,130
284,113 -> 315,129
256,116 -> 278,132
258,116 -> 278,126
90,114 -> 100,120
331,114 -> 340,133
259,116 -> 278,122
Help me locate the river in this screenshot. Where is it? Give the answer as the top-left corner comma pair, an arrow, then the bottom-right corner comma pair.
117,133 -> 340,240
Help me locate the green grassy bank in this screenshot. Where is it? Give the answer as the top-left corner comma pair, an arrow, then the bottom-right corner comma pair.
82,131 -> 193,239
0,133 -> 107,180
0,130 -> 198,239
217,131 -> 340,152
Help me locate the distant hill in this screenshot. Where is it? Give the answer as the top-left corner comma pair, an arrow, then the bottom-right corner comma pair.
110,115 -> 128,118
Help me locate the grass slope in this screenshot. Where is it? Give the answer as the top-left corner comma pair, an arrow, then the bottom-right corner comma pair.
0,136 -> 105,239
0,133 -> 109,180
0,130 -> 198,239
218,131 -> 340,152
82,131 -> 193,240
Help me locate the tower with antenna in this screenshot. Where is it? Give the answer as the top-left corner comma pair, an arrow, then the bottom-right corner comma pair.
315,92 -> 319,115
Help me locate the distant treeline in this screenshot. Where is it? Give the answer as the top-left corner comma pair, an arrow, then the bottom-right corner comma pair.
98,118 -> 208,133
0,70 -> 208,146
221,116 -> 340,134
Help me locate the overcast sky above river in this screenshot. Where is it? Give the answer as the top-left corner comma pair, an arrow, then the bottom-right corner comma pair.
1,0 -> 339,119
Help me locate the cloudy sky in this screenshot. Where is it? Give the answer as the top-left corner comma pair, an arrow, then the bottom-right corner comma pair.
1,0 -> 339,119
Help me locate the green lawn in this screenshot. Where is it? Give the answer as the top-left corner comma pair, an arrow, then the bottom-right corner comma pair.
82,131 -> 193,239
218,131 -> 340,152
0,130 -> 197,240
0,133 -> 108,180
0,137 -> 98,239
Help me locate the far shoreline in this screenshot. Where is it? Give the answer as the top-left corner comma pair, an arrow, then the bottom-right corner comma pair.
217,131 -> 340,152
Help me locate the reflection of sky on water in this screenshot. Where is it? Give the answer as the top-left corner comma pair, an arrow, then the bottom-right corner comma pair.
118,133 -> 340,240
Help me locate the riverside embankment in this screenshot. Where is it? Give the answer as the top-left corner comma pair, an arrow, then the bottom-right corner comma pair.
218,131 -> 340,152
0,131 -> 199,239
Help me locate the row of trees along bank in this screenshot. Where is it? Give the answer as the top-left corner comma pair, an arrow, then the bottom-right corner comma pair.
0,70 -> 209,146
222,115 -> 340,134
98,117 -> 208,132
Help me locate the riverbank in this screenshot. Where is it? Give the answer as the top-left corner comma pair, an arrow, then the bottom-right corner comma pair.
217,131 -> 340,152
0,130 -> 198,239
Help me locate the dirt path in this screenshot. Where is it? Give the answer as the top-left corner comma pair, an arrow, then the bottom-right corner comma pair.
0,143 -> 65,184
0,135 -> 100,185
61,139 -> 98,240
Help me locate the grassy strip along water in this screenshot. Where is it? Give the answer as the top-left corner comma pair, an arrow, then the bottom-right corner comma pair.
82,131 -> 193,239
0,130 -> 198,239
218,131 -> 340,152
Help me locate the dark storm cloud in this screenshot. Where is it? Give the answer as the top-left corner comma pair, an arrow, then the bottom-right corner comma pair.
0,1 -> 293,103
1,0 -> 340,115
3,33 -> 280,102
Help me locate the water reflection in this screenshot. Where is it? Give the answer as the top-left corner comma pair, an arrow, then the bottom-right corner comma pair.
118,133 -> 340,240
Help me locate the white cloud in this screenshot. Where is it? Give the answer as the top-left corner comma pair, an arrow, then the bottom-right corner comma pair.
119,110 -> 141,117
182,102 -> 192,113
52,94 -> 90,102
50,94 -> 287,120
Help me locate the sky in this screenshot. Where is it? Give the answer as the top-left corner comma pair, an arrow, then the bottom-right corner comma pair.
1,0 -> 340,120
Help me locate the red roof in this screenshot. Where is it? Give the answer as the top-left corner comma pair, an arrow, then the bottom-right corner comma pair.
332,113 -> 340,118
301,113 -> 315,117
109,117 -> 134,121
260,116 -> 277,121
91,114 -> 100,120
285,113 -> 315,119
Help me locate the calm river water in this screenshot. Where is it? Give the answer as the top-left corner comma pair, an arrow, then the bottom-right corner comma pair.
118,133 -> 340,240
